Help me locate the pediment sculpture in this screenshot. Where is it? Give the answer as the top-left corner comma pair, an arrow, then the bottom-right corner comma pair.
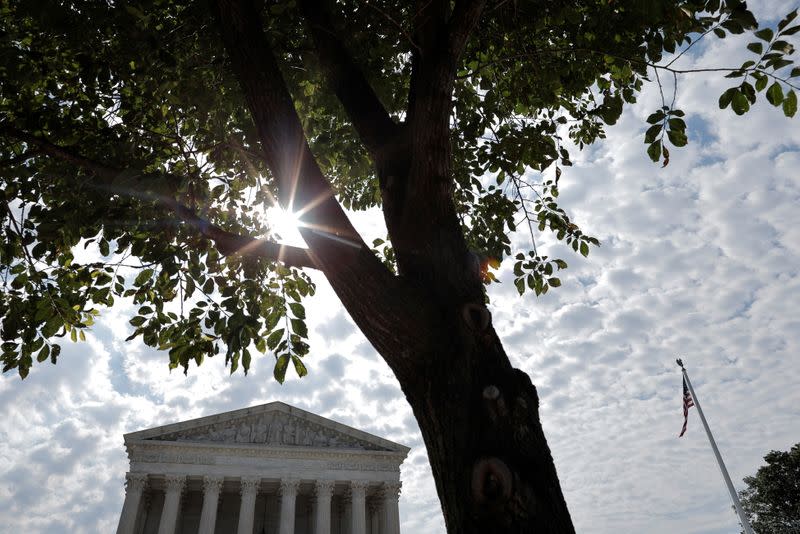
147,410 -> 387,450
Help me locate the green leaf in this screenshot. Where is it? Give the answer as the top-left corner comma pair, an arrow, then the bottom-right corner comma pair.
37,344 -> 50,363
778,9 -> 798,31
732,91 -> 750,115
783,90 -> 797,117
644,124 -> 662,144
579,241 -> 589,257
291,354 -> 308,378
290,318 -> 308,338
770,40 -> 794,54
768,58 -> 793,70
725,70 -> 745,79
755,75 -> 769,92
766,82 -> 784,106
134,269 -> 154,287
274,354 -> 290,384
741,82 -> 757,104
548,277 -> 561,287
647,142 -> 662,163
747,42 -> 763,54
719,87 -> 738,109
514,278 -> 525,295
754,28 -> 774,42
242,348 -> 251,374
266,328 -> 284,350
646,111 -> 665,124
667,129 -> 688,147
667,118 -> 686,131
288,302 -> 305,320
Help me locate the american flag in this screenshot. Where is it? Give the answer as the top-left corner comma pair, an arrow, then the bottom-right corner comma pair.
679,376 -> 695,437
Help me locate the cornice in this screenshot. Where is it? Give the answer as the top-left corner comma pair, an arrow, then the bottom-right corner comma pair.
126,438 -> 405,472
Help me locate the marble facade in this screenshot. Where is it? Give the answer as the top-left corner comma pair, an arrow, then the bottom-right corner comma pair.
116,402 -> 409,534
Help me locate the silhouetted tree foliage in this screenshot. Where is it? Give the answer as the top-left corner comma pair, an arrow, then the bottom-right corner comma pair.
2,1 -> 798,532
740,443 -> 800,534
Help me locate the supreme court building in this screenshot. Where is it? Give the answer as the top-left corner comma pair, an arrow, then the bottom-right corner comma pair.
116,402 -> 409,534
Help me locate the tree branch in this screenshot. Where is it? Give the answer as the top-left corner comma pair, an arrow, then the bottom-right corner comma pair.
213,0 -> 364,250
407,0 -> 486,129
214,0 -> 441,377
0,125 -> 318,270
298,0 -> 400,156
445,0 -> 488,69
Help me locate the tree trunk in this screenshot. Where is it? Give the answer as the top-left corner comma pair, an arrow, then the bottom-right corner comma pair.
399,314 -> 575,534
213,1 -> 576,531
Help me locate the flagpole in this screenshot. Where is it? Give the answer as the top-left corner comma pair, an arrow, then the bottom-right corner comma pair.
677,360 -> 755,534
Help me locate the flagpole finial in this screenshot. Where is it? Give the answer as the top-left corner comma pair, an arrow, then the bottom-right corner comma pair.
676,358 -> 684,369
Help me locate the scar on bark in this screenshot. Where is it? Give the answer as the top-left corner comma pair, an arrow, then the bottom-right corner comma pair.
483,384 -> 508,422
461,302 -> 490,331
471,456 -> 513,507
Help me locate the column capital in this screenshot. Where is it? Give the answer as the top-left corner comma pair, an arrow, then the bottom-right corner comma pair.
350,480 -> 369,495
279,478 -> 300,496
367,498 -> 381,514
313,479 -> 335,500
164,474 -> 186,493
203,475 -> 224,494
380,481 -> 402,500
240,476 -> 261,496
124,472 -> 149,493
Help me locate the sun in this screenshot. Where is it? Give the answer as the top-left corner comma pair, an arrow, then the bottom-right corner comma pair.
264,206 -> 304,246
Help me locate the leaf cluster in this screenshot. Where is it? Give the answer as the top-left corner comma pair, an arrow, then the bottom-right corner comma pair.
739,443 -> 800,534
1,0 -> 796,378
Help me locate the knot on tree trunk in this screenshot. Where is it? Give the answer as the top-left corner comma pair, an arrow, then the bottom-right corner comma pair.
471,456 -> 513,507
483,384 -> 508,422
462,302 -> 490,332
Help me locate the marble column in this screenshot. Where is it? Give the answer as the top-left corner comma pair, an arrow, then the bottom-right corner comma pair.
278,478 -> 300,534
237,477 -> 261,534
349,481 -> 368,534
380,482 -> 401,534
342,492 -> 352,533
198,476 -> 224,534
367,499 -> 381,534
313,480 -> 334,534
116,472 -> 149,534
135,492 -> 151,534
156,475 -> 186,534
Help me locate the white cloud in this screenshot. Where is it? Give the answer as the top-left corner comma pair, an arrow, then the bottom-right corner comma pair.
2,4 -> 800,534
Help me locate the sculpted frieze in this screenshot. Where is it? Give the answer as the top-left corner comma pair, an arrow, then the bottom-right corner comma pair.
128,442 -> 401,472
147,411 -> 385,450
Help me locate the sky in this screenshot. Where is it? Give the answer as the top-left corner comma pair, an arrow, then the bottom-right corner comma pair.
1,2 -> 799,533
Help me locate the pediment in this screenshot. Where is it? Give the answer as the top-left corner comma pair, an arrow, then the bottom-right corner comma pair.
125,402 -> 407,453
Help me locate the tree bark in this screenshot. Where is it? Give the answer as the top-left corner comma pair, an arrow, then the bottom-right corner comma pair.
213,0 -> 576,532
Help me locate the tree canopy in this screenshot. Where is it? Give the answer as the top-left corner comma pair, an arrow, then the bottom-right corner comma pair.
739,443 -> 800,534
1,1 -> 799,532
1,1 -> 798,379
